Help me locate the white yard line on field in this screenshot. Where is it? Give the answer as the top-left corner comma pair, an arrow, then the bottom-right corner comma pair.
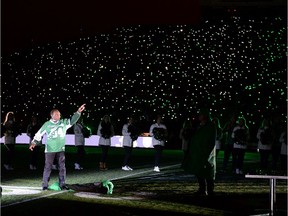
1,185 -> 42,190
1,191 -> 67,208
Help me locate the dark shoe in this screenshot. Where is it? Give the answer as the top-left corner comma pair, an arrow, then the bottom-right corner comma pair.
60,185 -> 69,190
42,187 -> 48,191
194,190 -> 207,196
207,191 -> 215,196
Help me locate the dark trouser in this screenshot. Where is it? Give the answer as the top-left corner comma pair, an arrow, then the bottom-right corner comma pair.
154,145 -> 163,167
30,145 -> 41,166
259,149 -> 271,170
75,145 -> 85,164
181,150 -> 189,166
232,148 -> 245,170
5,144 -> 15,166
100,145 -> 109,163
280,155 -> 287,172
43,152 -> 66,188
271,145 -> 281,170
123,146 -> 133,166
197,176 -> 214,194
222,144 -> 233,170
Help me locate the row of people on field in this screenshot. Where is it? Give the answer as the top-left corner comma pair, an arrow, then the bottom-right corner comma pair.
1,108 -> 168,175
179,113 -> 287,174
2,109 -> 287,175
2,109 -> 287,174
82,113 -> 168,172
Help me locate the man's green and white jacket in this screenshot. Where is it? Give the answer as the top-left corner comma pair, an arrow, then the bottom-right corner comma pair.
31,112 -> 81,153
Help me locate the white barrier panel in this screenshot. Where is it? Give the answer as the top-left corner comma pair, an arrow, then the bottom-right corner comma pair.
0,133 -> 154,148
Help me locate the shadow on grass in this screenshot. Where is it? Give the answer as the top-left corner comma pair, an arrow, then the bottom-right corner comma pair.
112,179 -> 287,216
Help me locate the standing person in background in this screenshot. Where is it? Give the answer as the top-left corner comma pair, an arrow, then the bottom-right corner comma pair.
179,118 -> 195,165
121,116 -> 140,171
182,108 -> 216,196
256,118 -> 274,173
271,115 -> 284,171
149,114 -> 168,172
231,116 -> 250,175
29,104 -> 85,190
279,130 -> 287,173
3,111 -> 21,171
212,117 -> 223,158
74,117 -> 90,170
27,116 -> 42,170
221,113 -> 238,173
97,115 -> 114,171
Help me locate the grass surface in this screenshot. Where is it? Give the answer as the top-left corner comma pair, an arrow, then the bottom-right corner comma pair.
1,145 -> 287,216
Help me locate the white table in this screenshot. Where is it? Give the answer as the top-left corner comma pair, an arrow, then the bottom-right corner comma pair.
245,174 -> 288,216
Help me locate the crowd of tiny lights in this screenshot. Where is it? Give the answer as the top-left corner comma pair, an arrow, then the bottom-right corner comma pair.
1,15 -> 287,134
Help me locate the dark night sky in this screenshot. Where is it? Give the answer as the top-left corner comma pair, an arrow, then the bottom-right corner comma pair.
2,0 -> 200,55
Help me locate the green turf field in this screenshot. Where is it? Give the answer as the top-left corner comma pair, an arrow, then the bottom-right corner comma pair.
1,145 -> 287,215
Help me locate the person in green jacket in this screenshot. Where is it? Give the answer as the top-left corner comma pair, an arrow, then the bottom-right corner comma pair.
183,108 -> 216,196
29,104 -> 86,190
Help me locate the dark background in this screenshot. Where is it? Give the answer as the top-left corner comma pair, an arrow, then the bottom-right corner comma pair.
2,0 -> 201,56
2,0 -> 286,56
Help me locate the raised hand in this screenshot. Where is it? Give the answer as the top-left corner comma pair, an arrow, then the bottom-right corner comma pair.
78,104 -> 86,113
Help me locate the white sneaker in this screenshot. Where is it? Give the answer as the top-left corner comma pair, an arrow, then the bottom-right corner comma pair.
154,166 -> 160,172
52,165 -> 58,170
4,164 -> 13,170
29,164 -> 37,170
236,168 -> 240,174
74,163 -> 83,170
127,166 -> 133,171
122,166 -> 130,171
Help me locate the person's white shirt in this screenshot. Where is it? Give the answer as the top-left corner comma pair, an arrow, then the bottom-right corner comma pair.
232,125 -> 248,149
149,123 -> 167,146
256,126 -> 272,151
279,132 -> 287,156
97,123 -> 114,146
74,122 -> 84,146
122,123 -> 133,147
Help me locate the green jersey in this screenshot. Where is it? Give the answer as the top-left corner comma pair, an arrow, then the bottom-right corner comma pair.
32,112 -> 81,153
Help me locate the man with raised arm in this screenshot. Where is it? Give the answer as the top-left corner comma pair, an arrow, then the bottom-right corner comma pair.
29,104 -> 86,190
